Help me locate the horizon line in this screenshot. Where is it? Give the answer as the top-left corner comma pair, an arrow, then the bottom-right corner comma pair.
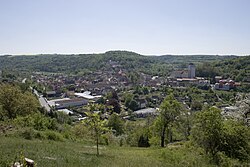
0,50 -> 247,57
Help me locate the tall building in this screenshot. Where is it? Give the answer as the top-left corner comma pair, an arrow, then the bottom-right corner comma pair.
188,63 -> 195,78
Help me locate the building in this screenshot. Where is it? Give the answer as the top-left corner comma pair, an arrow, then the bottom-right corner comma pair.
52,98 -> 88,109
74,91 -> 102,101
170,70 -> 188,78
214,79 -> 239,91
133,108 -> 158,118
170,63 -> 195,79
188,63 -> 195,78
138,99 -> 147,109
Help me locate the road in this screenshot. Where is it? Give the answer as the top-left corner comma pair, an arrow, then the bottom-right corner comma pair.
33,88 -> 51,112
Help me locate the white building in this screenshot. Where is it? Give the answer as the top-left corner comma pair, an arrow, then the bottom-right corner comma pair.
54,98 -> 88,109
134,108 -> 158,118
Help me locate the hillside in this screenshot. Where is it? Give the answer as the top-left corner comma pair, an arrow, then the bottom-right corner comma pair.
0,136 -> 215,167
196,55 -> 250,82
0,51 -> 236,76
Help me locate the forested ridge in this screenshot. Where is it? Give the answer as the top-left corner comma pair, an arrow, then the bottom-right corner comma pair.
0,51 -> 237,74
196,56 -> 250,82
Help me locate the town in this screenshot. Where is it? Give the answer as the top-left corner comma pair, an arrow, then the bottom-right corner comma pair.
1,0 -> 250,166
21,61 -> 246,125
0,53 -> 250,166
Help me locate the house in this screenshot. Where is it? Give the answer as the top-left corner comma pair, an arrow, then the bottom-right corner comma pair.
138,99 -> 147,109
214,79 -> 239,91
134,108 -> 157,118
44,91 -> 61,98
215,76 -> 223,83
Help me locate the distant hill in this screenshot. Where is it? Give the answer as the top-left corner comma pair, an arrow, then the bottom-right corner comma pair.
0,50 -> 238,76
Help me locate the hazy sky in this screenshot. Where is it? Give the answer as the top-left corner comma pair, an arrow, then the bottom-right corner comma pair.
0,0 -> 250,55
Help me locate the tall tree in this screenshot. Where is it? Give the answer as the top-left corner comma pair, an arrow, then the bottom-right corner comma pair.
0,84 -> 39,120
0,84 -> 21,119
155,94 -> 182,147
191,107 -> 223,160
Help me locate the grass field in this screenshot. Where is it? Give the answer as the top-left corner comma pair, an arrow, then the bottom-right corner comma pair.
0,136 -> 215,167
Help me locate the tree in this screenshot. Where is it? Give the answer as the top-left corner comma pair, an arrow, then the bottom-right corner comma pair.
0,84 -> 21,119
83,104 -> 108,156
107,113 -> 124,136
191,107 -> 223,160
0,84 -> 39,120
106,91 -> 121,113
124,94 -> 139,111
18,92 -> 39,116
191,107 -> 250,163
220,120 -> 250,161
155,94 -> 182,147
191,101 -> 203,111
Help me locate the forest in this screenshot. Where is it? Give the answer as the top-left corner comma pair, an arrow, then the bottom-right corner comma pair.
0,51 -> 240,77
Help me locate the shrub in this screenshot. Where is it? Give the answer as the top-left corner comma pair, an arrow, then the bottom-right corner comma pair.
21,128 -> 35,140
14,113 -> 58,131
44,130 -> 64,141
34,131 -> 46,140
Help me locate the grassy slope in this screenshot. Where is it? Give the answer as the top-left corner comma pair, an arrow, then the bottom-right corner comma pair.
0,136 -> 214,167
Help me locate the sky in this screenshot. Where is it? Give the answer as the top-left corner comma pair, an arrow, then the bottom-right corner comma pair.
0,0 -> 250,55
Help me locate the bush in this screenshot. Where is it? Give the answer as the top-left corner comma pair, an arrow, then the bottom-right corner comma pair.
14,113 -> 58,131
71,123 -> 90,139
44,130 -> 64,141
34,131 -> 46,140
21,128 -> 35,140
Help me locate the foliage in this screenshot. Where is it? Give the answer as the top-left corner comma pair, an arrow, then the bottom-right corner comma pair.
196,56 -> 250,86
53,111 -> 72,125
0,84 -> 39,120
153,94 -> 182,147
191,107 -> 250,163
124,93 -> 139,111
107,113 -> 124,136
106,91 -> 121,113
191,107 -> 223,160
83,104 -> 109,156
0,51 -> 237,77
14,112 -> 58,131
220,120 -> 250,161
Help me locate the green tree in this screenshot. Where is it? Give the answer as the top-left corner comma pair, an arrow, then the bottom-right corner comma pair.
83,104 -> 108,156
125,94 -> 139,111
220,120 -> 250,161
154,94 -> 182,147
191,107 -> 223,160
0,84 -> 39,120
18,92 -> 39,116
108,113 -> 124,136
0,84 -> 21,119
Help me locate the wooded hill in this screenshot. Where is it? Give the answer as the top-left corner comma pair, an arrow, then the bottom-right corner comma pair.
196,55 -> 250,82
0,51 -> 237,76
